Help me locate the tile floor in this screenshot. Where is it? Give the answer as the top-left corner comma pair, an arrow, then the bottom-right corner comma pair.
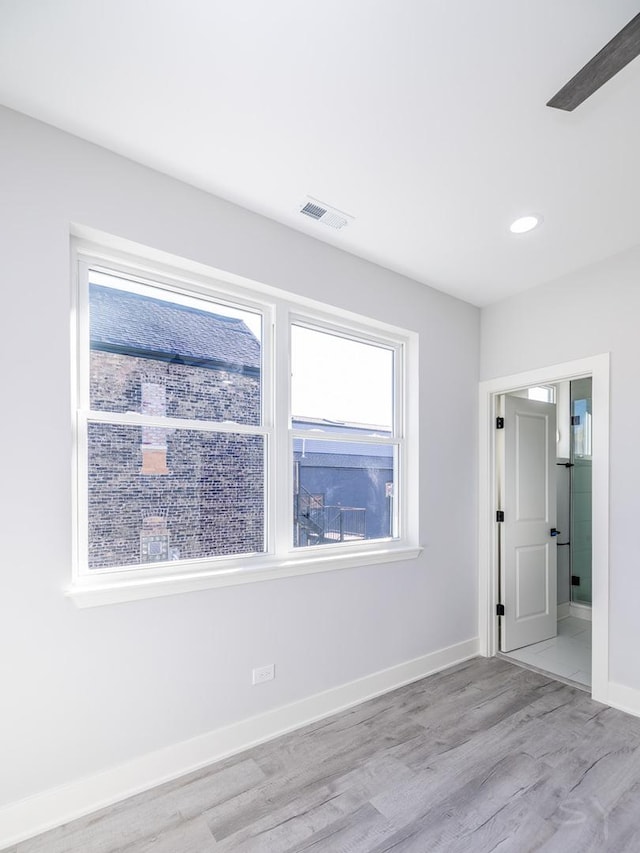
501,615 -> 591,687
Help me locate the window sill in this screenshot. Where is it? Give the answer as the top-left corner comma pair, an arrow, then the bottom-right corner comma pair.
66,545 -> 424,608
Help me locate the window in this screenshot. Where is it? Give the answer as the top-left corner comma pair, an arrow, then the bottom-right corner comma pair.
291,323 -> 398,547
71,242 -> 419,605
82,268 -> 266,571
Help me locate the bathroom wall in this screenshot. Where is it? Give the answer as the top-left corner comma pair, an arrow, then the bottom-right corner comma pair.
571,377 -> 593,605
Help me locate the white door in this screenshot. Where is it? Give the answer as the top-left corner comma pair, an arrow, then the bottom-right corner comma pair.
499,395 -> 557,652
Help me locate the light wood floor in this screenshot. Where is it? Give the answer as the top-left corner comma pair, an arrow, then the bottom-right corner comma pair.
7,657 -> 640,852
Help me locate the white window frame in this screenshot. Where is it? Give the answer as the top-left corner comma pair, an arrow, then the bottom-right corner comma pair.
69,237 -> 421,607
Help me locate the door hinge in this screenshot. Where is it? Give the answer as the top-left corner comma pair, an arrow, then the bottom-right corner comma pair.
496,510 -> 505,522
571,575 -> 581,586
496,417 -> 504,429
571,415 -> 581,426
496,603 -> 505,616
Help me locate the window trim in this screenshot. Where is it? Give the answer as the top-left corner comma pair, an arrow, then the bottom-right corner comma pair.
68,236 -> 421,607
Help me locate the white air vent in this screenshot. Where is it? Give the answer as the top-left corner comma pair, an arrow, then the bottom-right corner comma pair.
300,201 -> 326,220
299,197 -> 354,230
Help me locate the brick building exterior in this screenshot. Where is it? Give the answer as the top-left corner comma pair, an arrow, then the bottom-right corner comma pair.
88,284 -> 264,569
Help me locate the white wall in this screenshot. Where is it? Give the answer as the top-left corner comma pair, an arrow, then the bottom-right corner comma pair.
481,244 -> 640,691
0,106 -> 479,813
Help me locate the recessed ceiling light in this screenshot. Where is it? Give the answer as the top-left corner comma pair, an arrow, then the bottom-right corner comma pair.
510,214 -> 542,234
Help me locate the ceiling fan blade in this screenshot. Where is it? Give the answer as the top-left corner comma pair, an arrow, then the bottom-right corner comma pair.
547,12 -> 640,111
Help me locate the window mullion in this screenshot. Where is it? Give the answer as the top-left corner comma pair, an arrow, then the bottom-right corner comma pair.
273,301 -> 292,556
261,302 -> 276,556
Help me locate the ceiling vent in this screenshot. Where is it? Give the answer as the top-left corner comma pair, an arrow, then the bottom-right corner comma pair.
299,197 -> 354,230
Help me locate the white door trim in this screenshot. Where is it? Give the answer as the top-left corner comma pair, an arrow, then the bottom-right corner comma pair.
478,354 -> 610,703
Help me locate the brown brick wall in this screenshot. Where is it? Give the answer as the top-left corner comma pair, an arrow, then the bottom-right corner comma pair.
87,351 -> 263,569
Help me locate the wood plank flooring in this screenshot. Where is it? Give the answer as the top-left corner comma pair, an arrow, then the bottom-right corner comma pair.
7,657 -> 640,852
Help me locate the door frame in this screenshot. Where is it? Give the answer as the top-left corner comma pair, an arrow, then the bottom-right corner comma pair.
478,354 -> 610,702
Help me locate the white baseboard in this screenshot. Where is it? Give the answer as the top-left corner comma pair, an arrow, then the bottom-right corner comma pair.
606,682 -> 640,718
0,637 -> 479,849
558,601 -> 592,622
570,601 -> 592,621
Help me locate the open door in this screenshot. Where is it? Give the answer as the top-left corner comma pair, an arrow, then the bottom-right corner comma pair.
499,395 -> 557,652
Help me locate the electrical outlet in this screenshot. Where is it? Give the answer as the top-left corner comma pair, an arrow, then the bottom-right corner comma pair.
252,663 -> 275,685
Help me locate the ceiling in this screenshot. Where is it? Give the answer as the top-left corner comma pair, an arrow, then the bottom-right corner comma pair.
1,1 -> 639,306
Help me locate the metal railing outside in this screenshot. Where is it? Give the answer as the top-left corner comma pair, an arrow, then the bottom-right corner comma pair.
297,504 -> 366,544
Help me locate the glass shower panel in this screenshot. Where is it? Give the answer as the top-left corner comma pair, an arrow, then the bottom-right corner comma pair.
570,377 -> 592,605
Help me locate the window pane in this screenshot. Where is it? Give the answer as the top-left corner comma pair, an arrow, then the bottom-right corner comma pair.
89,273 -> 262,425
528,385 -> 555,403
291,325 -> 393,432
293,437 -> 397,547
571,377 -> 592,459
87,423 -> 265,569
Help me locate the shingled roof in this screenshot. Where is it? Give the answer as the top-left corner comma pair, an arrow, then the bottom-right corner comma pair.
89,284 -> 260,373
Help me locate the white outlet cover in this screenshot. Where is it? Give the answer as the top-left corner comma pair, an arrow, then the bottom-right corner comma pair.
252,663 -> 275,685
